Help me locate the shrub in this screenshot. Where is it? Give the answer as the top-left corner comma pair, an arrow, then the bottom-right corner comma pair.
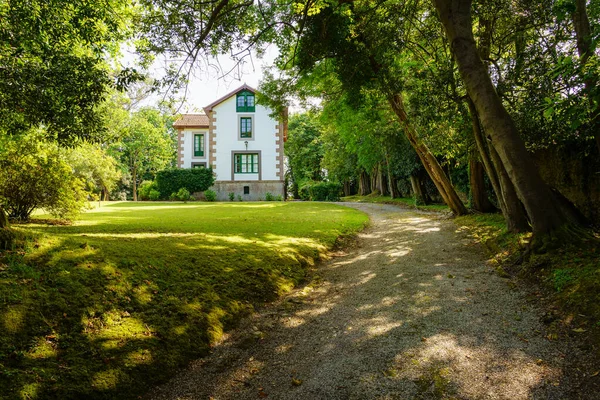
149,190 -> 161,201
138,181 -> 159,200
175,188 -> 191,201
155,168 -> 214,200
0,130 -> 87,220
274,195 -> 283,201
204,190 -> 217,202
228,192 -> 235,201
265,192 -> 274,201
298,183 -> 312,201
0,227 -> 16,250
309,182 -> 342,201
237,195 -> 243,202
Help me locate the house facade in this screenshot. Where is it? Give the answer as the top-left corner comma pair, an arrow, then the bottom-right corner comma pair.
173,84 -> 287,200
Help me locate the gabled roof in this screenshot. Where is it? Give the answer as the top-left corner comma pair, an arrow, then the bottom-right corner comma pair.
203,83 -> 256,113
173,114 -> 209,128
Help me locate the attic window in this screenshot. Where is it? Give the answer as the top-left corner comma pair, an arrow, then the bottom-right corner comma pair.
236,90 -> 255,112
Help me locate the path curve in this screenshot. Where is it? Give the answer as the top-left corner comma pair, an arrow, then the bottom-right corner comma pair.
147,203 -> 588,400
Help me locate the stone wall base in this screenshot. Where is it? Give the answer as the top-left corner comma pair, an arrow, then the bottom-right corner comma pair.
210,180 -> 285,201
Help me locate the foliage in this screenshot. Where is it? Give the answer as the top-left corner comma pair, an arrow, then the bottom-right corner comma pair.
237,194 -> 243,202
111,108 -> 176,200
170,188 -> 191,202
149,189 -> 161,201
155,168 -> 215,200
285,113 -> 325,195
204,190 -> 217,202
300,181 -> 342,202
0,0 -> 137,142
1,202 -> 368,399
138,181 -> 159,201
228,192 -> 235,201
0,130 -> 87,220
67,143 -> 121,200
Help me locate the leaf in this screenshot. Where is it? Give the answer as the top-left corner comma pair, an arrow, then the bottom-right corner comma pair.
543,107 -> 555,120
291,378 -> 303,386
572,328 -> 587,333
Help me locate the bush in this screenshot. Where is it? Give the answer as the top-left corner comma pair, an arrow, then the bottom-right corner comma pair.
237,195 -> 243,202
309,182 -> 342,201
228,192 -> 235,201
155,168 -> 214,200
0,227 -> 16,250
138,181 -> 159,201
298,183 -> 312,201
175,188 -> 191,202
265,192 -> 274,201
149,190 -> 161,201
204,190 -> 217,202
274,195 -> 283,201
0,130 -> 87,220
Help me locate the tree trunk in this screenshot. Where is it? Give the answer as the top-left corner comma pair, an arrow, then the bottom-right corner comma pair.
377,162 -> 388,196
387,93 -> 468,215
132,168 -> 138,201
410,175 -> 427,205
571,0 -> 600,154
358,171 -> 371,196
343,180 -> 351,197
434,0 -> 578,243
370,165 -> 378,194
0,206 -> 8,229
466,97 -> 529,231
469,148 -> 495,212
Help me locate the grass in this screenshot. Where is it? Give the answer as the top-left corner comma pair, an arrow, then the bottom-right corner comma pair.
341,194 -> 450,212
0,201 -> 368,400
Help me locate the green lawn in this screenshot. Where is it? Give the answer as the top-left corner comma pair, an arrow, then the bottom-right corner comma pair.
0,202 -> 368,400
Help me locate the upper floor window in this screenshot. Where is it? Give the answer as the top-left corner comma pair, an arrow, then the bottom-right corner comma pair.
193,133 -> 204,157
234,153 -> 259,173
236,90 -> 255,112
240,117 -> 252,138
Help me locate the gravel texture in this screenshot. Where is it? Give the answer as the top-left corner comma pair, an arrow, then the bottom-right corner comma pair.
147,203 -> 593,400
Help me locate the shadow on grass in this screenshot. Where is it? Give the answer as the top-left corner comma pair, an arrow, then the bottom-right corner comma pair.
149,208 -> 591,400
0,203 -> 367,399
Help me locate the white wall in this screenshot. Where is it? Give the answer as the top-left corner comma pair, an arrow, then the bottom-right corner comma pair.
213,96 -> 280,181
180,129 -> 208,168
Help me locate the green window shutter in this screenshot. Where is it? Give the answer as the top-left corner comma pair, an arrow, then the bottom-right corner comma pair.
236,91 -> 256,112
240,117 -> 252,138
194,134 -> 204,156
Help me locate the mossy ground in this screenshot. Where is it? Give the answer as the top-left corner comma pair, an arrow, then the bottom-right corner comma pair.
0,201 -> 368,399
454,213 -> 600,347
341,194 -> 449,212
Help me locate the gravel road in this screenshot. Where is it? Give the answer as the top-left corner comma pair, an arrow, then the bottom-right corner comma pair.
147,203 -> 592,400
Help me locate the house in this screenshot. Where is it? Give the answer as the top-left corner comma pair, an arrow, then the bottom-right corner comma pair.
173,84 -> 287,200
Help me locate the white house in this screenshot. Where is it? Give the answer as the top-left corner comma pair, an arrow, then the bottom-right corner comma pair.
173,84 -> 287,200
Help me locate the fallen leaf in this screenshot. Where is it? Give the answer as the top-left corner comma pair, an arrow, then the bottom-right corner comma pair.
572,328 -> 587,333
291,378 -> 303,386
591,371 -> 599,377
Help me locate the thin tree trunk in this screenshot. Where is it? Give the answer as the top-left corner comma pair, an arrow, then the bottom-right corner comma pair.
377,162 -> 388,196
132,168 -> 138,201
434,0 -> 578,243
571,0 -> 600,154
388,94 -> 468,215
410,175 -> 426,205
343,180 -> 351,197
371,165 -> 378,194
469,148 -> 495,212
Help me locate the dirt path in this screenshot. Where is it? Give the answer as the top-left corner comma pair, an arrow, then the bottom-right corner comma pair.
148,203 -> 589,400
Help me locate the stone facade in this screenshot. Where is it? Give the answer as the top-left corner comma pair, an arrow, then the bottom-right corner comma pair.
211,180 -> 285,201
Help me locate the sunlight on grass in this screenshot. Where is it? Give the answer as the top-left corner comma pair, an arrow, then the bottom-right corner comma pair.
1,201 -> 368,399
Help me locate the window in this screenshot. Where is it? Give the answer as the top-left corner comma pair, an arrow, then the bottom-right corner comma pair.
191,162 -> 206,169
236,90 -> 255,112
193,133 -> 204,157
243,186 -> 250,195
240,117 -> 252,138
234,153 -> 259,174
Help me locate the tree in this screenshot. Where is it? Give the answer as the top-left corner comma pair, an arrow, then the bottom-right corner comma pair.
112,108 -> 175,201
67,143 -> 122,201
286,113 -> 325,197
433,0 -> 588,247
0,130 -> 87,221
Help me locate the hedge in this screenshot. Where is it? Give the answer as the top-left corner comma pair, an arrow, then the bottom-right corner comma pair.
155,168 -> 215,199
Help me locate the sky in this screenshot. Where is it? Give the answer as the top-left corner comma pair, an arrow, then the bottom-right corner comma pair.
147,46 -> 280,114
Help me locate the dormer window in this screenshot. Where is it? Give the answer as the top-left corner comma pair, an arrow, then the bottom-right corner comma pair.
236,90 -> 255,112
